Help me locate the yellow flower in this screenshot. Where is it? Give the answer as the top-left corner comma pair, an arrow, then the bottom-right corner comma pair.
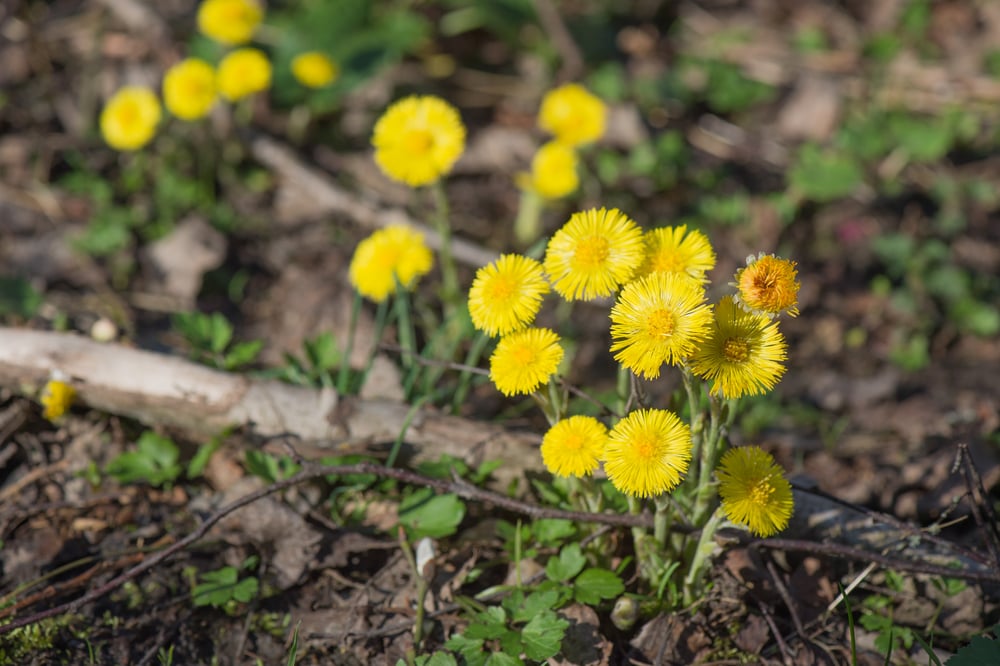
197,0 -> 262,46
717,446 -> 793,537
522,141 -> 579,199
489,327 -> 564,397
734,253 -> 800,317
348,224 -> 434,303
99,86 -> 161,151
217,48 -> 272,102
689,296 -> 787,399
372,95 -> 466,187
163,58 -> 216,120
291,51 -> 339,88
604,409 -> 691,498
638,225 -> 716,282
541,415 -> 608,478
609,272 -> 714,379
40,379 -> 76,420
538,83 -> 607,147
543,207 -> 644,301
468,254 -> 550,337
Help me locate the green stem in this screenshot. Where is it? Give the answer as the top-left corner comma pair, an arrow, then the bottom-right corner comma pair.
430,180 -> 459,310
690,394 -> 725,527
360,296 -> 391,387
336,291 -> 362,394
450,330 -> 490,413
394,281 -> 416,372
682,507 -> 724,606
513,188 -> 544,247
653,493 -> 673,548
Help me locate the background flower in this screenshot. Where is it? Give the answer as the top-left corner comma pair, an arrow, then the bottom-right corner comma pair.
468,254 -> 549,337
372,95 -> 466,187
348,225 -> 434,303
292,52 -> 339,88
197,0 -> 262,46
604,409 -> 691,498
734,253 -> 800,317
163,58 -> 217,120
99,86 -> 161,151
538,83 -> 607,147
523,141 -> 579,199
638,225 -> 716,282
217,48 -> 272,102
717,446 -> 793,537
40,379 -> 76,420
541,415 -> 608,478
489,327 -> 563,396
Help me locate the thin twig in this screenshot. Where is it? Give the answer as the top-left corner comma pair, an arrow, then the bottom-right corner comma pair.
957,442 -> 1000,569
532,0 -> 584,81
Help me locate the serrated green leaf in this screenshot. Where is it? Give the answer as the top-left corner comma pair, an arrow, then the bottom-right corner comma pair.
187,438 -> 221,479
521,610 -> 569,661
947,636 -> 1000,665
443,634 -> 486,666
573,568 -> 625,605
245,450 -> 283,483
484,652 -> 523,666
512,588 -> 562,623
533,519 -> 576,546
224,340 -> 263,370
423,653 -> 458,666
545,543 -> 586,582
209,313 -> 233,353
398,489 -> 465,539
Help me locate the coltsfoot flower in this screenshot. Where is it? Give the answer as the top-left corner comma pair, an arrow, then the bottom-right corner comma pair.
489,327 -> 564,396
41,378 -> 76,420
372,95 -> 466,187
734,253 -> 800,317
217,48 -> 271,102
520,140 -> 579,199
543,208 -> 644,301
717,446 -> 793,537
538,83 -> 607,147
100,86 -> 161,151
689,296 -> 787,399
163,58 -> 217,120
609,272 -> 713,379
197,0 -> 262,46
348,225 -> 434,303
604,408 -> 691,498
468,254 -> 549,337
291,51 -> 339,88
540,415 -> 608,478
638,225 -> 716,282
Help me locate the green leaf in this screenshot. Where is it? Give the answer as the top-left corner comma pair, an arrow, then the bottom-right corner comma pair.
106,432 -> 181,487
245,450 -> 283,483
573,568 -> 626,605
947,636 -> 1000,665
788,144 -> 863,202
422,653 -> 458,666
304,332 -> 340,371
533,519 -> 576,546
187,437 -> 221,479
208,313 -> 233,354
398,488 -> 465,539
192,567 -> 249,607
465,607 -> 508,640
512,588 -> 562,623
224,340 -> 263,370
521,610 -> 569,661
0,277 -> 43,318
484,652 -> 523,666
545,543 -> 587,583
443,634 -> 486,666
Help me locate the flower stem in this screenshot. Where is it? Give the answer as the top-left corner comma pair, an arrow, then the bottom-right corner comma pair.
653,493 -> 673,548
682,507 -> 724,606
514,188 -> 543,247
430,180 -> 459,310
394,281 -> 416,372
336,291 -> 362,394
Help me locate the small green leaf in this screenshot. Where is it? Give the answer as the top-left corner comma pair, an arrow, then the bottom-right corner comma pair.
0,277 -> 43,318
224,340 -> 263,370
209,313 -> 233,354
398,488 -> 465,539
545,543 -> 587,583
422,653 -> 458,666
533,519 -> 576,546
245,450 -> 283,483
512,588 -> 562,623
573,568 -> 626,605
444,634 -> 486,666
789,144 -> 863,202
521,610 -> 569,661
187,438 -> 221,479
484,652 -> 523,666
192,567 -> 239,607
947,635 -> 1000,665
465,607 -> 508,640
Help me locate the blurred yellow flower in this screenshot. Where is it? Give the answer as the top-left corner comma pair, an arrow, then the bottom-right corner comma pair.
99,86 -> 161,151
163,58 -> 217,120
521,140 -> 579,199
489,327 -> 564,397
734,253 -> 800,317
291,51 -> 339,88
638,225 -> 716,282
543,207 -> 644,301
689,296 -> 787,399
348,225 -> 434,303
197,0 -> 262,46
604,409 -> 691,498
541,415 -> 607,478
609,272 -> 713,379
41,379 -> 76,420
217,48 -> 272,102
538,83 -> 607,147
372,95 -> 466,187
468,254 -> 549,337
717,446 -> 793,537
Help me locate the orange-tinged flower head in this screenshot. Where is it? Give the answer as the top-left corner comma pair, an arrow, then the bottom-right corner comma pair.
348,224 -> 434,303
538,83 -> 607,147
541,415 -> 608,478
99,86 -> 161,151
543,207 -> 644,301
489,327 -> 564,396
468,254 -> 550,337
197,0 -> 262,46
604,408 -> 691,498
163,58 -> 217,120
372,95 -> 466,187
292,51 -> 339,88
734,253 -> 800,317
217,48 -> 272,101
717,446 -> 793,537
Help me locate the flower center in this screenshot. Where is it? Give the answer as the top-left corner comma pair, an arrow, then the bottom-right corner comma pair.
403,129 -> 434,155
722,338 -> 750,363
562,434 -> 583,451
632,434 -> 657,461
511,344 -> 536,365
749,479 -> 775,505
647,309 -> 675,338
487,276 -> 516,301
652,251 -> 683,274
574,236 -> 610,269
119,101 -> 140,126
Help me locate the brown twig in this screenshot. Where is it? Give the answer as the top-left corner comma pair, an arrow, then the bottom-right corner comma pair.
532,0 -> 584,82
957,442 -> 1000,569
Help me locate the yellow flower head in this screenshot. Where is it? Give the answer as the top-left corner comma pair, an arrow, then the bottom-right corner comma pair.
348,224 -> 434,303
217,48 -> 272,102
609,272 -> 714,379
541,415 -> 608,478
717,446 -> 793,537
99,86 -> 161,151
734,253 -> 800,317
543,207 -> 644,301
638,225 -> 716,282
372,95 -> 466,187
604,408 -> 691,498
292,51 -> 339,88
689,296 -> 787,399
41,379 -> 76,420
489,327 -> 564,397
521,140 -> 579,199
163,58 -> 217,120
468,254 -> 550,337
538,83 -> 607,147
197,0 -> 262,46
